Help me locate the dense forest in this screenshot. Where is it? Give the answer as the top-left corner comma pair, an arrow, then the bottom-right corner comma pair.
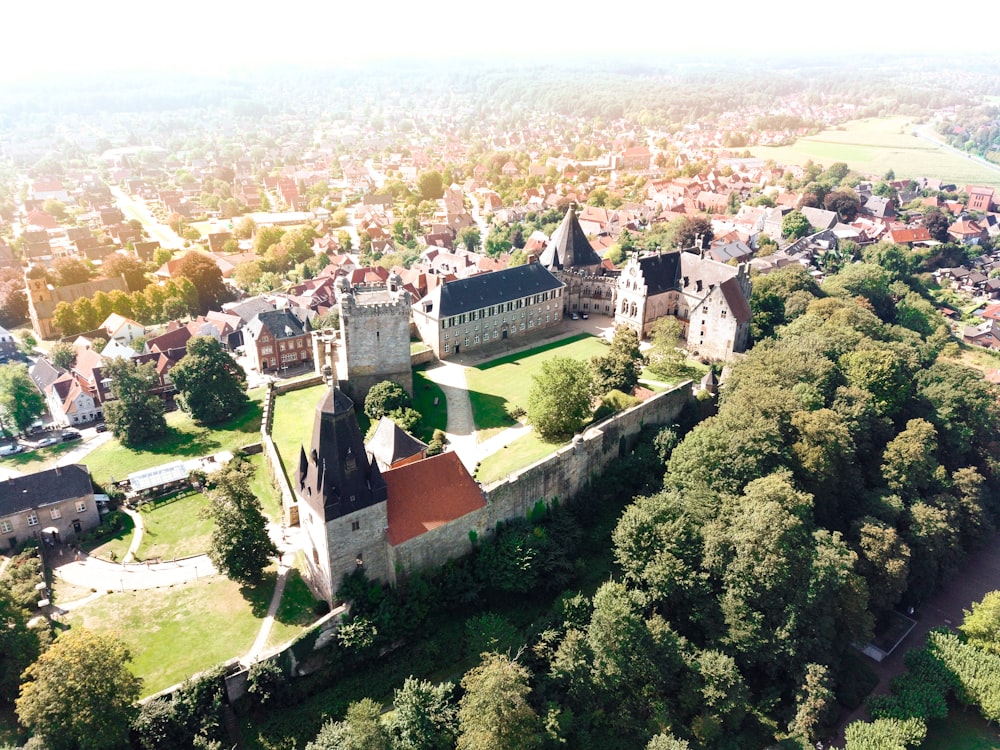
126,246 -> 995,750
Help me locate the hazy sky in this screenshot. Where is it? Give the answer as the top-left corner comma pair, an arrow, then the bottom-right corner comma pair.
0,0 -> 968,81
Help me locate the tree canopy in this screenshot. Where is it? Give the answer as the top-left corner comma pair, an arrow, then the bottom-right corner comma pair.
0,363 -> 45,435
102,358 -> 168,447
170,336 -> 248,424
174,252 -> 231,315
527,356 -> 593,440
16,629 -> 142,750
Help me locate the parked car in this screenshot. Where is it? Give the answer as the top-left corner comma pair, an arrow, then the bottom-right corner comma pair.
0,443 -> 22,456
570,312 -> 579,320
95,423 -> 108,433
35,436 -> 59,448
61,430 -> 82,442
581,312 -> 589,319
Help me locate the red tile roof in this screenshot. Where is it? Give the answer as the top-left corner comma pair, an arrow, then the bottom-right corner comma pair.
384,451 -> 485,546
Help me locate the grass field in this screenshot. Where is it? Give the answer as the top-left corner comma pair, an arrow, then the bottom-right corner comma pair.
83,392 -> 265,486
247,452 -> 283,523
85,510 -> 135,561
63,574 -> 274,696
464,334 -> 609,435
270,383 -> 326,476
750,116 -> 1000,188
924,710 -> 1000,749
412,365 -> 447,442
475,431 -> 565,484
134,490 -> 214,561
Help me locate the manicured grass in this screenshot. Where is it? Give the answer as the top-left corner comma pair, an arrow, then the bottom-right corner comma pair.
475,431 -> 565,484
464,334 -> 609,434
2,439 -> 87,473
410,341 -> 430,354
63,574 -> 274,696
134,490 -> 214,561
412,365 -> 447,442
85,510 -> 135,561
83,393 -> 265,486
266,559 -> 321,649
750,116 -> 1000,187
247,452 -> 283,523
924,710 -> 1000,750
270,383 -> 326,473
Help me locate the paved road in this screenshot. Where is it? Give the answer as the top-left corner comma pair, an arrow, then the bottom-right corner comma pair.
833,531 -> 1000,746
108,184 -> 185,249
913,124 -> 1000,177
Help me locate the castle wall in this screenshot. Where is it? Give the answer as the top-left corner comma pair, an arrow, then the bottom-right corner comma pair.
388,383 -> 694,579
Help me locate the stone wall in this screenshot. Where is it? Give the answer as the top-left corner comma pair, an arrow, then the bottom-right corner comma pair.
410,347 -> 436,367
388,382 -> 693,575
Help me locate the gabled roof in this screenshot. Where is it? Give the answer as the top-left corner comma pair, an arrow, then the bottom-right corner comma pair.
633,251 -> 682,296
419,264 -> 564,318
720,277 -> 752,324
248,308 -> 309,340
0,465 -> 93,516
365,417 -> 427,470
539,207 -> 603,270
384,451 -> 486,546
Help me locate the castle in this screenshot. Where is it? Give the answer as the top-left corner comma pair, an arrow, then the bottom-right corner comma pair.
312,272 -> 412,403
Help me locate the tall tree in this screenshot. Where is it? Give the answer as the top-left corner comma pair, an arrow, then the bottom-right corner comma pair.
960,590 -> 1000,655
169,336 -> 248,424
16,629 -> 142,750
457,653 -> 541,750
306,697 -> 392,750
0,588 -> 40,705
102,358 -> 167,447
417,171 -> 445,202
204,461 -> 277,586
591,327 -> 644,395
389,677 -> 458,750
174,252 -> 230,315
527,357 -> 594,440
0,363 -> 45,435
782,210 -> 812,239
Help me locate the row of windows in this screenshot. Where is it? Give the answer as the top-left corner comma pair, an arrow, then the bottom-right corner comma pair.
443,311 -> 554,339
0,504 -> 85,534
441,290 -> 561,328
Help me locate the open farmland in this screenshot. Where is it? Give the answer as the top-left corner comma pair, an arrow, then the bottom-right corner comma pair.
751,116 -> 1000,188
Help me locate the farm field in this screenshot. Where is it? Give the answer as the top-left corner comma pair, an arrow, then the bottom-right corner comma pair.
751,116 -> 1000,188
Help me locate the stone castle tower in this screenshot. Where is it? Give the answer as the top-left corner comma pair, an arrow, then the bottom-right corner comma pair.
294,370 -> 390,604
317,272 -> 412,405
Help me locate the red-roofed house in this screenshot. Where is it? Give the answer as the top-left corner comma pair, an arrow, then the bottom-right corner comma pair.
886,227 -> 933,246
949,219 -> 987,245
965,186 -> 995,213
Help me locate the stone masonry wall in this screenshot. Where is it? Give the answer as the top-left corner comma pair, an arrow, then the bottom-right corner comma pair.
390,382 -> 694,574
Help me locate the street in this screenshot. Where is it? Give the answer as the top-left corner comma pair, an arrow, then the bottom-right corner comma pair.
108,184 -> 185,250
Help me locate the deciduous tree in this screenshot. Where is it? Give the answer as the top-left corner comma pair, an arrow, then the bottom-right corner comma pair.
782,210 -> 812,239
102,358 -> 167,447
389,677 -> 458,750
0,588 -> 40,705
527,357 -> 593,440
16,629 -> 142,750
364,380 -> 410,421
174,252 -> 230,315
457,653 -> 541,750
0,364 -> 45,435
591,327 -> 643,395
204,461 -> 277,586
170,336 -> 248,424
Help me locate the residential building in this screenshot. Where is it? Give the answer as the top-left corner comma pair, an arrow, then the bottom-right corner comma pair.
244,308 -> 312,373
412,264 -> 565,360
0,465 -> 98,551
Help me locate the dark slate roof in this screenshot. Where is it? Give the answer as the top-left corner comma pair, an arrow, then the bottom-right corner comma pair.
0,465 -> 93,516
295,387 -> 386,521
434,264 -> 564,317
720,277 -> 752,324
248,309 -> 309,341
539,207 -> 603,270
637,251 -> 682,296
366,417 -> 427,468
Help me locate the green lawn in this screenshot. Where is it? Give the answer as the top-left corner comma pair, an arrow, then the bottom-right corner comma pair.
475,431 -> 565,484
247,452 -> 283,523
751,116 -> 1000,188
84,393 -> 265,486
85,510 -> 135,561
63,574 -> 275,696
270,383 -> 326,476
924,710 -> 1000,749
464,335 -> 609,435
266,557 -> 321,649
412,365 -> 447,442
134,490 -> 214,561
